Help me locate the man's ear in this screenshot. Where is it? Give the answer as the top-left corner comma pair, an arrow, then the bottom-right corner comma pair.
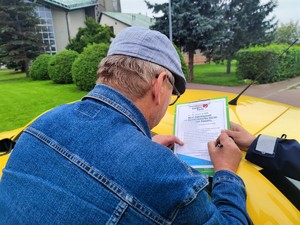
152,72 -> 166,105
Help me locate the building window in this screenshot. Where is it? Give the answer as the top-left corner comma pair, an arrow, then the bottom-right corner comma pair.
112,0 -> 119,12
35,5 -> 57,55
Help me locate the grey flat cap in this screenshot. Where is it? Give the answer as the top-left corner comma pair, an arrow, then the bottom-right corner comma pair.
107,26 -> 186,94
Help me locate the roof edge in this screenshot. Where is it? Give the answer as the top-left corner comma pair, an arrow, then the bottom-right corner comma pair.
43,0 -> 98,10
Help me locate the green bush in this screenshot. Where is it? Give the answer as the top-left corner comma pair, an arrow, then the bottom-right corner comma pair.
278,45 -> 300,78
72,43 -> 109,91
236,44 -> 300,83
29,54 -> 52,80
48,50 -> 79,84
174,44 -> 189,80
236,50 -> 279,83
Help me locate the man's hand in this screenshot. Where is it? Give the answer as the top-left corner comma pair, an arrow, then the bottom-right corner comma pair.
223,122 -> 256,151
152,135 -> 184,149
208,131 -> 242,173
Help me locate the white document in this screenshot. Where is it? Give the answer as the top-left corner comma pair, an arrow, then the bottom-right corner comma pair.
174,97 -> 230,175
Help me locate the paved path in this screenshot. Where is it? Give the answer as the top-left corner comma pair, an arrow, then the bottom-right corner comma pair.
187,76 -> 300,107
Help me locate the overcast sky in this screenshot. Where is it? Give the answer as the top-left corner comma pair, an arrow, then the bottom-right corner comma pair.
120,0 -> 299,24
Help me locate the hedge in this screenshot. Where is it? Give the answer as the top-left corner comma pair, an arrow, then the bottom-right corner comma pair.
29,54 -> 52,80
174,44 -> 189,80
48,50 -> 79,84
236,44 -> 300,83
72,43 -> 109,91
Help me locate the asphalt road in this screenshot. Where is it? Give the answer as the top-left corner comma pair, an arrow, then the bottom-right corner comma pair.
187,76 -> 300,107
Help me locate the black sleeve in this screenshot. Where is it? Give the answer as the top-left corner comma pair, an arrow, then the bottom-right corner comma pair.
246,135 -> 300,181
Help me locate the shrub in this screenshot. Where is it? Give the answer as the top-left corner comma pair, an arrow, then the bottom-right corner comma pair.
174,44 -> 189,80
236,50 -> 279,83
48,50 -> 79,84
72,43 -> 109,91
29,54 -> 52,80
279,45 -> 300,78
236,44 -> 300,83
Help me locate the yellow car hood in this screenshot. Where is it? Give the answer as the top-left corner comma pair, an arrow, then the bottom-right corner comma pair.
152,89 -> 300,224
152,89 -> 300,140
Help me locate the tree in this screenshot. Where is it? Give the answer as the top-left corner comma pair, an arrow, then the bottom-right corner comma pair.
274,21 -> 300,44
215,0 -> 277,74
0,0 -> 44,76
66,17 -> 114,53
146,0 -> 223,81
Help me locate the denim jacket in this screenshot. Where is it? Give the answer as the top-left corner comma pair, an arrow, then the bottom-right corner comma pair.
0,85 -> 251,224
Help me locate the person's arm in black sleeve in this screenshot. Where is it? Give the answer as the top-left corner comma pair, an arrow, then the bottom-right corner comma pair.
246,135 -> 300,181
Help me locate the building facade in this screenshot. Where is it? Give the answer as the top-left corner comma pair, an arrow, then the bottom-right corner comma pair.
34,0 -> 121,54
99,12 -> 155,35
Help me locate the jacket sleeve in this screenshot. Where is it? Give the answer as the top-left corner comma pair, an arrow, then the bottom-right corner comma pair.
173,171 -> 252,225
246,134 -> 300,181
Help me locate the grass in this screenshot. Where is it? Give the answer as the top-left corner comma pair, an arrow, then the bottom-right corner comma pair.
0,69 -> 26,81
0,70 -> 88,132
193,61 -> 246,86
0,62 -> 245,132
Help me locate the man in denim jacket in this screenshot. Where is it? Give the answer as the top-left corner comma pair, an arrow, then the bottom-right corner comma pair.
0,27 -> 251,224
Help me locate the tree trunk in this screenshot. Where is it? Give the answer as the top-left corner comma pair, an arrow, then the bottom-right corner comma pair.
226,55 -> 231,74
188,49 -> 194,81
25,64 -> 30,77
22,61 -> 30,77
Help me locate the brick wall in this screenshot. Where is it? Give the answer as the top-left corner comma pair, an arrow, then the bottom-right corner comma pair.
183,52 -> 207,65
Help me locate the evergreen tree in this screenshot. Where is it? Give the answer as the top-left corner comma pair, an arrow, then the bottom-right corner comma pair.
147,0 -> 277,77
0,0 -> 44,76
146,0 -> 223,81
215,0 -> 277,74
66,17 -> 114,53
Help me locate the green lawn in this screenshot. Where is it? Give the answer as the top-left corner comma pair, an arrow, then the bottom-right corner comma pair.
0,70 -> 87,132
0,62 -> 245,132
0,69 -> 26,81
192,61 -> 246,86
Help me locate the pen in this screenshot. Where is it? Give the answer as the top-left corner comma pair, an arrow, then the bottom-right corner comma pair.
215,136 -> 234,148
216,142 -> 223,148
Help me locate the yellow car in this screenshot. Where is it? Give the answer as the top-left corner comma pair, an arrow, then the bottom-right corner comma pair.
1,89 -> 300,224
